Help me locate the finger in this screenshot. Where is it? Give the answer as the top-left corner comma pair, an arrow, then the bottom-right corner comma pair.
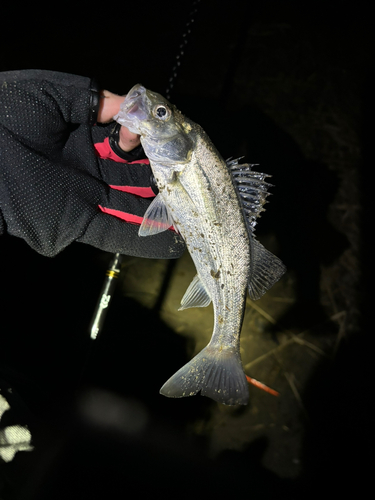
119,126 -> 141,152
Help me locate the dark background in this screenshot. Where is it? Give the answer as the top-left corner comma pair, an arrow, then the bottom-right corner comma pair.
0,1 -> 373,499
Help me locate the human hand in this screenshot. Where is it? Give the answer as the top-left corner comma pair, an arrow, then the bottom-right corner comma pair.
0,70 -> 185,258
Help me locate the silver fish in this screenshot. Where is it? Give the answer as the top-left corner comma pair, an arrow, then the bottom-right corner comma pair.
115,85 -> 286,405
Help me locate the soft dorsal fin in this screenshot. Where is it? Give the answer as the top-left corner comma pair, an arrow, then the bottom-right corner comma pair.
178,274 -> 211,311
139,194 -> 177,236
227,158 -> 273,233
248,238 -> 286,300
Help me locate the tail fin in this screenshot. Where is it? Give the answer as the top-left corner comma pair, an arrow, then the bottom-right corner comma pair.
160,345 -> 249,405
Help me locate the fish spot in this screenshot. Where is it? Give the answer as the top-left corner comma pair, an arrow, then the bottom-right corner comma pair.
218,315 -> 224,325
210,269 -> 220,279
221,284 -> 224,289
182,121 -> 192,133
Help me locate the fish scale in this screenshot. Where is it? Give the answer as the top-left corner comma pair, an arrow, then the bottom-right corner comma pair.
115,84 -> 286,405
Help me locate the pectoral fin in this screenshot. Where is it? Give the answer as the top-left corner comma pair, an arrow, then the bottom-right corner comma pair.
139,194 -> 176,236
179,274 -> 211,311
248,238 -> 286,300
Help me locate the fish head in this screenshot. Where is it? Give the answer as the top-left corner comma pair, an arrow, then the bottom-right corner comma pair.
114,84 -> 194,166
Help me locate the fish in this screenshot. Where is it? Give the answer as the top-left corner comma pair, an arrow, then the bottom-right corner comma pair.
114,85 -> 286,405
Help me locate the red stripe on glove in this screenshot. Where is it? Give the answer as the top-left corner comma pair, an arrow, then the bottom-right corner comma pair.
109,185 -> 155,198
98,205 -> 144,225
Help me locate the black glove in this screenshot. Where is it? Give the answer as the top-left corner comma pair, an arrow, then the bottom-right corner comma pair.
0,70 -> 185,258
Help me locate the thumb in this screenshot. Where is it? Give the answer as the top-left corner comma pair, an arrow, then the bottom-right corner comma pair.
118,126 -> 141,152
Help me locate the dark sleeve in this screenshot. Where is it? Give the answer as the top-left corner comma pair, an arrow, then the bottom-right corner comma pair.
0,69 -> 100,157
0,69 -> 100,239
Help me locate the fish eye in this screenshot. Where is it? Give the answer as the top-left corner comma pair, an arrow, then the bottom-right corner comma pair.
157,107 -> 166,117
153,105 -> 170,120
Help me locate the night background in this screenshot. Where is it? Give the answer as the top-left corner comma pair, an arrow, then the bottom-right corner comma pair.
0,1 -> 373,498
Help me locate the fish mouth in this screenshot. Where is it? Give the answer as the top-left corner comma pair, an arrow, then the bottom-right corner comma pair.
123,85 -> 148,120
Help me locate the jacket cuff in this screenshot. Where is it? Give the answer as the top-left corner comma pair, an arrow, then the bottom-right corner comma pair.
88,77 -> 101,126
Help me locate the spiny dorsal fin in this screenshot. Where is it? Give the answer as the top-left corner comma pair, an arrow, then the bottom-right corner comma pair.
227,158 -> 273,233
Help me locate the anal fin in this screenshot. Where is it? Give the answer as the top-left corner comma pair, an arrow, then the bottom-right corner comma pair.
179,274 -> 211,311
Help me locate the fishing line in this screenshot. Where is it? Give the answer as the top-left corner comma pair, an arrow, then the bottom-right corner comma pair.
165,0 -> 202,100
